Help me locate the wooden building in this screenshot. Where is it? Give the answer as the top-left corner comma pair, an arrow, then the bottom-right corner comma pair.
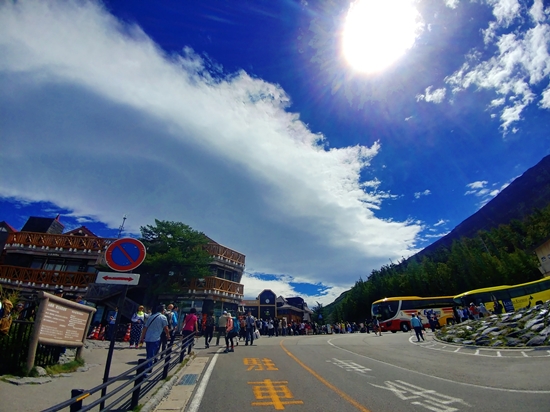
0,216 -> 245,323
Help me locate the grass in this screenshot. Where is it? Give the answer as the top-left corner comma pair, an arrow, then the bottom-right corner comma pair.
44,358 -> 85,375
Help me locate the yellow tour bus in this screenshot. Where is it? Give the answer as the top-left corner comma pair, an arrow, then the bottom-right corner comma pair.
371,296 -> 456,333
453,277 -> 550,314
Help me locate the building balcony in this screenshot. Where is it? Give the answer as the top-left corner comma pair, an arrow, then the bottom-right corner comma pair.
3,231 -> 116,255
204,243 -> 245,267
0,265 -> 96,290
181,276 -> 244,298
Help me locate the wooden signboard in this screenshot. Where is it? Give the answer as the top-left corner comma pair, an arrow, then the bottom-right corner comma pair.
26,291 -> 96,372
38,301 -> 90,344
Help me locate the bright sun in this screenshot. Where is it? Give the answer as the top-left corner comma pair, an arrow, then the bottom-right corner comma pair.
342,0 -> 424,74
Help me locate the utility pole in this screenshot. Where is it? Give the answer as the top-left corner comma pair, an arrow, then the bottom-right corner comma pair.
117,214 -> 127,239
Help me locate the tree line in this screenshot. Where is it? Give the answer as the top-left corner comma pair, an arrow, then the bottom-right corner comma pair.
323,204 -> 550,324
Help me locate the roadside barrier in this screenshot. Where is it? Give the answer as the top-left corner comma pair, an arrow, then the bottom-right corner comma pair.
41,332 -> 196,412
123,324 -> 131,342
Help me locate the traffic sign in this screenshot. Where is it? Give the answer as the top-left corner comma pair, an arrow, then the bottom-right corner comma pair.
96,272 -> 140,285
104,238 -> 146,272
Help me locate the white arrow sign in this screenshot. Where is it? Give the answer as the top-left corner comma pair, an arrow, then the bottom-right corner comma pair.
96,271 -> 140,285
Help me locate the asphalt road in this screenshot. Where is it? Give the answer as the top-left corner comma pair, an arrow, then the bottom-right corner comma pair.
190,331 -> 550,412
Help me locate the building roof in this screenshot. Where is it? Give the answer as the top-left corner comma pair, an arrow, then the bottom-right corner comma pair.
21,215 -> 64,234
0,221 -> 17,233
65,226 -> 98,237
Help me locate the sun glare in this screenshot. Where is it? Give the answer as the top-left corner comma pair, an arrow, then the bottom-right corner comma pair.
342,0 -> 424,74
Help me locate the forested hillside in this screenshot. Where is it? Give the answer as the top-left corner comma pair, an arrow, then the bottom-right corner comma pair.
324,204 -> 550,324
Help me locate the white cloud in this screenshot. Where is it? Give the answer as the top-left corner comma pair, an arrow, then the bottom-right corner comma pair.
241,273 -> 346,307
416,86 -> 446,103
465,179 -> 512,207
444,0 -> 460,9
445,0 -> 550,132
433,219 -> 447,227
414,189 -> 431,199
0,1 -> 422,298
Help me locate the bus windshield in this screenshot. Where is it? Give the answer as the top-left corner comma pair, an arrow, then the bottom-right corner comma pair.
371,301 -> 399,321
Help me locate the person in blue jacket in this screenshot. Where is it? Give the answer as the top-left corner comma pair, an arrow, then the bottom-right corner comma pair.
410,314 -> 424,342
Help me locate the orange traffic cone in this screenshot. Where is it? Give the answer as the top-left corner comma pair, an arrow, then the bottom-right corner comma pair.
88,326 -> 99,339
123,323 -> 131,342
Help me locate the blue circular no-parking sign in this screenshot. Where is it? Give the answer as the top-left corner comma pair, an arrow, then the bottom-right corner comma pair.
105,238 -> 146,272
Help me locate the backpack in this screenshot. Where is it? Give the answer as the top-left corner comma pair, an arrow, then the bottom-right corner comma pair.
206,315 -> 215,327
165,310 -> 175,330
229,317 -> 240,336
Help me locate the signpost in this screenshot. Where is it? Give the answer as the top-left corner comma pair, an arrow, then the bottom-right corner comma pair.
100,238 -> 145,408
96,271 -> 140,285
104,238 -> 146,272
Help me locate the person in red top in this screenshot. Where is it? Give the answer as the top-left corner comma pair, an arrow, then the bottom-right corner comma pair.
181,307 -> 198,355
224,313 -> 235,353
468,303 -> 480,320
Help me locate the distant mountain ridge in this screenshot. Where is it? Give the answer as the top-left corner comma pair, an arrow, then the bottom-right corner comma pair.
417,154 -> 550,259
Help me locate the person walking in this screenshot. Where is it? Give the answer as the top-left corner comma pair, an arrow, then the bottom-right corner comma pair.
181,307 -> 199,355
372,316 -> 382,336
411,314 -> 424,342
216,311 -> 228,346
204,310 -> 215,349
106,307 -> 118,341
140,305 -> 169,374
129,305 -> 145,348
224,312 -> 235,353
245,311 -> 256,346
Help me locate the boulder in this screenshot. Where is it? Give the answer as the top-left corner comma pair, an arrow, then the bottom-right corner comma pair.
35,366 -> 47,377
526,335 -> 547,346
505,337 -> 523,347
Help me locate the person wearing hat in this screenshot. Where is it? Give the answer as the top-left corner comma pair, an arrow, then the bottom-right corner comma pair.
216,311 -> 228,346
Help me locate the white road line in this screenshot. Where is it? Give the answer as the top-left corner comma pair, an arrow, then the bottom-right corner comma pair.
453,348 -> 461,352
327,337 -> 550,394
187,349 -> 222,412
475,349 -> 480,355
497,351 -> 502,357
521,351 -> 529,357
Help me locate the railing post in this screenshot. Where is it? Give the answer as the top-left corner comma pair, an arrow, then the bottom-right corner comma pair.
179,336 -> 187,363
162,342 -> 172,380
69,389 -> 84,412
131,359 -> 146,410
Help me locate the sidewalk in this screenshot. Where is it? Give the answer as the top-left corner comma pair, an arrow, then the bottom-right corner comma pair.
0,339 -> 201,412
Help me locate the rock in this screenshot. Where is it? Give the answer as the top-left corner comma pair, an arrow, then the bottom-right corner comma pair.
530,323 -> 546,332
539,326 -> 550,336
524,318 -> 543,329
505,337 -> 523,347
520,332 -> 536,341
497,322 -> 517,329
481,327 -> 500,336
5,377 -> 53,385
505,330 -> 523,338
526,335 -> 547,346
35,366 -> 47,377
491,340 -> 504,347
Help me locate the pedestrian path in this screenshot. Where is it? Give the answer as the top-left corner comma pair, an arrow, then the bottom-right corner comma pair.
151,356 -> 209,412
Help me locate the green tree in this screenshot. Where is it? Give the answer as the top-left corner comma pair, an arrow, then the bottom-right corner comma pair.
139,220 -> 212,292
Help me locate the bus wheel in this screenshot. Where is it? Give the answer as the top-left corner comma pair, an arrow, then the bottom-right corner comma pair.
391,330 -> 397,333
401,323 -> 409,332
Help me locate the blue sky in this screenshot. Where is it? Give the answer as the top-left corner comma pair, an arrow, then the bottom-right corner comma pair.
1,0 -> 550,307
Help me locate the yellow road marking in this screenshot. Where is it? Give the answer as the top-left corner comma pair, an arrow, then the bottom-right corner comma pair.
244,357 -> 279,371
248,379 -> 304,410
279,339 -> 371,412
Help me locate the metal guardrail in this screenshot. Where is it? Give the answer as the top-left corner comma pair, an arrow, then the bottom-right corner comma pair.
41,333 -> 197,412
